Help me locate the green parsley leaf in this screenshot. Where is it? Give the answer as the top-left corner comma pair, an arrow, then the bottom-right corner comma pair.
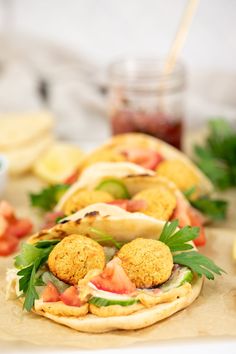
191,197 -> 228,220
16,240 -> 59,311
195,118 -> 236,190
90,227 -> 124,249
173,251 -> 226,280
29,184 -> 69,212
35,239 -> 60,249
23,265 -> 39,311
159,221 -> 199,252
14,243 -> 42,268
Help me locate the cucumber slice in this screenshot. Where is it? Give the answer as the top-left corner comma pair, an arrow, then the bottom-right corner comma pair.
89,296 -> 139,307
42,271 -> 70,292
160,266 -> 193,292
95,178 -> 130,199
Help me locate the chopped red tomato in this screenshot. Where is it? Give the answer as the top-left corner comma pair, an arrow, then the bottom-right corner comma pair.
42,282 -> 60,302
107,199 -> 147,212
171,198 -> 206,247
0,200 -> 33,256
106,200 -> 128,210
0,201 -> 15,222
43,211 -> 64,229
188,207 -> 206,247
6,219 -> 33,239
64,170 -> 79,185
91,258 -> 136,294
60,286 -> 82,307
171,197 -> 191,228
123,148 -> 163,170
0,215 -> 8,235
0,234 -> 19,256
126,199 -> 147,212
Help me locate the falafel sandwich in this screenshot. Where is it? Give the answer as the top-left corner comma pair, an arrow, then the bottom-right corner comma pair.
7,203 -> 224,333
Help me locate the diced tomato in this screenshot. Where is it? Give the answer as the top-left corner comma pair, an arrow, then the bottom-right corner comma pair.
171,197 -> 191,228
106,200 -> 129,210
126,199 -> 147,212
0,215 -> 8,236
60,286 -> 82,307
64,170 -> 79,185
43,211 -> 64,229
42,282 -> 60,302
6,219 -> 33,239
91,258 -> 136,294
107,199 -> 147,213
0,201 -> 15,222
188,207 -> 206,247
0,234 -> 19,256
123,148 -> 163,170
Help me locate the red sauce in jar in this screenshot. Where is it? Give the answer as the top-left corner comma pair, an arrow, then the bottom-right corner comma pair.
111,109 -> 183,150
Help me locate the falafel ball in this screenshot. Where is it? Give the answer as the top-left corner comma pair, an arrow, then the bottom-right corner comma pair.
117,238 -> 173,288
48,234 -> 105,285
157,159 -> 200,197
63,189 -> 113,215
132,186 -> 176,221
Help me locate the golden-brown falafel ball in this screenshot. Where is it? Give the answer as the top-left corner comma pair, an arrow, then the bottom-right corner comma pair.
117,238 -> 173,288
63,189 -> 113,215
157,159 -> 200,197
48,234 -> 105,285
82,149 -> 125,169
132,187 -> 176,221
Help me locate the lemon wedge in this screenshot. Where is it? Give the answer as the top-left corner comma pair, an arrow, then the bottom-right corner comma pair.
33,142 -> 85,184
233,238 -> 236,263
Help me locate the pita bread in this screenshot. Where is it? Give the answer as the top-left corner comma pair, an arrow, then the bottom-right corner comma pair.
35,277 -> 202,333
4,134 -> 54,175
10,204 -> 203,333
56,162 -> 154,210
77,133 -> 213,197
0,112 -> 54,150
56,161 -> 183,212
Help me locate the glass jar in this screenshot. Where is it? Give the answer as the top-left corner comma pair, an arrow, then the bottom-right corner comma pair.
108,58 -> 186,149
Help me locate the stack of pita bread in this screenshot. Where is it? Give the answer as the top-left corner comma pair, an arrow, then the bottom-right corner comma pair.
0,112 -> 54,175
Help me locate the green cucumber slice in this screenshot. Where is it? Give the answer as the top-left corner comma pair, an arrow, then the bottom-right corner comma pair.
95,178 -> 130,199
89,296 -> 139,307
160,266 -> 193,292
42,271 -> 70,292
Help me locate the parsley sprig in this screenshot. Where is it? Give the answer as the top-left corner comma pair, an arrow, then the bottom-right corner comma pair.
173,251 -> 225,280
30,184 -> 69,212
159,220 -> 225,280
195,118 -> 236,190
183,186 -> 228,221
15,240 -> 60,311
159,220 -> 199,252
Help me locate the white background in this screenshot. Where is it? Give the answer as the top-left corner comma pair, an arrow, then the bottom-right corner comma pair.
0,0 -> 235,71
0,0 -> 235,144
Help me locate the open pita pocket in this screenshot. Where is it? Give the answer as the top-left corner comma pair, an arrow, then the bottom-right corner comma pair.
55,161 -> 201,229
29,203 -> 168,244
77,133 -> 213,198
8,205 -> 203,333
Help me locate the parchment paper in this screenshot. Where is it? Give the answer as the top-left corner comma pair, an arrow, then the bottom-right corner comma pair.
0,175 -> 235,349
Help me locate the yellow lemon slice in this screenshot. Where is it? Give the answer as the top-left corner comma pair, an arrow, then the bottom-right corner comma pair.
33,142 -> 85,184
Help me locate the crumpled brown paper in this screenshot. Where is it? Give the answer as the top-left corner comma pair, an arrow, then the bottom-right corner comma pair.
0,176 -> 235,349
